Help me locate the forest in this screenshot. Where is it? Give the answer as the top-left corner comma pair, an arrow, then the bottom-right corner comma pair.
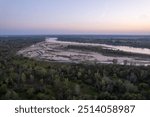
0,36 -> 150,100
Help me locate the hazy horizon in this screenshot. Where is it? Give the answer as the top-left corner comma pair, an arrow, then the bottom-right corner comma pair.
0,0 -> 150,35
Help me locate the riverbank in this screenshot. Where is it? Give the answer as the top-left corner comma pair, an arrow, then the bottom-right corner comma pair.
18,38 -> 150,66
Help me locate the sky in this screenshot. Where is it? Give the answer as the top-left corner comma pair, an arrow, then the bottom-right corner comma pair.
0,0 -> 150,35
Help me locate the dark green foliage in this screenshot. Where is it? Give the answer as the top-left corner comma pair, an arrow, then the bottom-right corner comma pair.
0,36 -> 150,100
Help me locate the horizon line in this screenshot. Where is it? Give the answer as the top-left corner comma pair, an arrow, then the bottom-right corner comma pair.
1,33 -> 150,36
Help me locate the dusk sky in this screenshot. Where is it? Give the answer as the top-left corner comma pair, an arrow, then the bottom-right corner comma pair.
0,0 -> 150,35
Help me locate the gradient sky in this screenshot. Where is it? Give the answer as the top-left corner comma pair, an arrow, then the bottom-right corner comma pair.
0,0 -> 150,35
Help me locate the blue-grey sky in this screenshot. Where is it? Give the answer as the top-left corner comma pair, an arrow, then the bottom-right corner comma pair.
0,0 -> 150,35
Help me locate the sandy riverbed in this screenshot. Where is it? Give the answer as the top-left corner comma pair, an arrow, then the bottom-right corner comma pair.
17,37 -> 150,66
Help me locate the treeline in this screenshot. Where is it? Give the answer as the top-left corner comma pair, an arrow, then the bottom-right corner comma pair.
0,37 -> 150,100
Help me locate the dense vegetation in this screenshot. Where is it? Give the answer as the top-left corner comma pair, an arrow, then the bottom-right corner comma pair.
0,36 -> 150,100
